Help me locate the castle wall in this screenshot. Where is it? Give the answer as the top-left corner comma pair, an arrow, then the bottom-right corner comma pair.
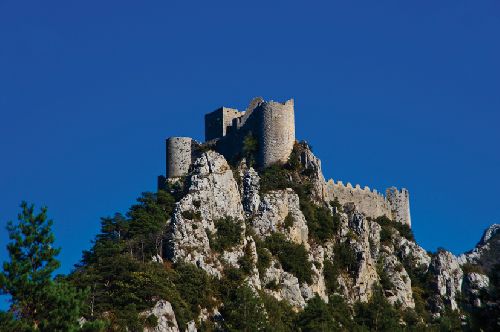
212,98 -> 295,168
386,187 -> 411,227
166,137 -> 192,178
205,107 -> 244,141
325,180 -> 392,220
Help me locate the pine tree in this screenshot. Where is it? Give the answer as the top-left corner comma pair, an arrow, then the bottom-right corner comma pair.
0,202 -> 84,331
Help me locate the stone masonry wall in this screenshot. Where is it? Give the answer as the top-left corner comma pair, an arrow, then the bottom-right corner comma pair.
325,180 -> 392,220
386,187 -> 411,227
166,137 -> 192,178
211,98 -> 296,168
258,99 -> 295,167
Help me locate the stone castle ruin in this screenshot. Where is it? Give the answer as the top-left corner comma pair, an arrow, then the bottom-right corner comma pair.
162,97 -> 411,227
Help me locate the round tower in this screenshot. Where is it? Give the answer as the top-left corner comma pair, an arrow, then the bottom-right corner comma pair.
258,99 -> 295,167
166,137 -> 192,178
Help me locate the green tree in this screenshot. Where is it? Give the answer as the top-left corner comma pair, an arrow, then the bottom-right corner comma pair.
220,285 -> 267,332
0,202 -> 84,331
296,295 -> 340,332
354,286 -> 401,331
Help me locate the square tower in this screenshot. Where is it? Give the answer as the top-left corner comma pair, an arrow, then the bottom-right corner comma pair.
204,107 -> 244,141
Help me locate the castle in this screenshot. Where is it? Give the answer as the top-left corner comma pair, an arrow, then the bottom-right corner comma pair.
163,97 -> 411,227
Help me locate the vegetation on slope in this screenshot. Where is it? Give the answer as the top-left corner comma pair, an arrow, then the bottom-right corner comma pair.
1,146 -> 497,330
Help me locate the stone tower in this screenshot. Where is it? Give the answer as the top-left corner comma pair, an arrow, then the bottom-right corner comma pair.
386,187 -> 411,227
204,97 -> 296,168
166,137 -> 192,178
256,99 -> 295,167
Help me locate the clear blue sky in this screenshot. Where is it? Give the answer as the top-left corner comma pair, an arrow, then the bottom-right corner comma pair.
1,0 -> 499,309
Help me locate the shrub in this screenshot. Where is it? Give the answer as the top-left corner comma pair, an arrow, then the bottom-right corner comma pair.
255,240 -> 272,275
209,217 -> 243,252
375,216 -> 415,242
181,210 -> 201,221
332,241 -> 358,276
283,213 -> 294,229
462,263 -> 485,275
300,200 -> 339,244
377,261 -> 394,290
259,165 -> 293,194
237,243 -> 254,275
264,233 -> 313,284
323,259 -> 340,294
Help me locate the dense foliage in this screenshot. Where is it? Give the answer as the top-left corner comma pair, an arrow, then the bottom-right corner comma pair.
264,233 -> 313,284
208,217 -> 243,253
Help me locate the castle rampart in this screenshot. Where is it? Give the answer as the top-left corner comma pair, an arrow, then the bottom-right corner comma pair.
162,96 -> 412,227
325,180 -> 392,220
166,137 -> 192,178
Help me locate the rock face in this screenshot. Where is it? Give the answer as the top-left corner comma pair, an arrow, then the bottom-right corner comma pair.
462,272 -> 490,308
429,250 -> 463,312
168,151 -> 244,276
159,146 -> 499,327
142,300 -> 180,332
252,189 -> 309,246
459,224 -> 500,273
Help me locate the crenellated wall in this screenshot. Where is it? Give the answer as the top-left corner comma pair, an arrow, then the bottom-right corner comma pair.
166,137 -> 192,178
325,180 -> 391,220
324,179 -> 411,226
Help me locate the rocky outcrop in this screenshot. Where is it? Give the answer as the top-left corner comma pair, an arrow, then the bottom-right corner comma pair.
462,272 -> 490,308
142,300 -> 180,332
262,261 -> 306,308
242,167 -> 261,216
169,151 -> 244,276
251,189 -> 309,246
459,224 -> 500,273
429,250 -> 463,312
379,253 -> 414,308
160,147 -> 498,326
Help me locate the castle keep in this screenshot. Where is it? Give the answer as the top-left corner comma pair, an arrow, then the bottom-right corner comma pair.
163,97 -> 411,227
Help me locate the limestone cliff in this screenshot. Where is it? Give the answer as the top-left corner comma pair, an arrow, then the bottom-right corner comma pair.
148,146 -> 499,331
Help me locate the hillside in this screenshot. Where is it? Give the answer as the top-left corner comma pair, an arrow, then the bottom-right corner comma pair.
66,142 -> 498,331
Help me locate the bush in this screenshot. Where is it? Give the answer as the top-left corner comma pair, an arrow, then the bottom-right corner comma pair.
283,213 -> 294,229
375,216 -> 415,242
323,259 -> 339,294
300,200 -> 339,244
296,295 -> 341,331
332,241 -> 358,276
462,263 -> 485,275
264,233 -> 313,284
255,239 -> 272,275
377,261 -> 394,290
181,210 -> 201,221
208,217 -> 243,252
259,165 -> 293,194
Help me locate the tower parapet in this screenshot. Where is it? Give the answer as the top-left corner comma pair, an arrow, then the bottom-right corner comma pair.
166,137 -> 192,178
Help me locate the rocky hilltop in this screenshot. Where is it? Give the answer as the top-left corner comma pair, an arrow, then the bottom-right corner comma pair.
143,142 -> 499,331
63,98 -> 499,331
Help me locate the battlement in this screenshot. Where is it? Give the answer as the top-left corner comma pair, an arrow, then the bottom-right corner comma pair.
161,96 -> 411,228
325,179 -> 411,227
